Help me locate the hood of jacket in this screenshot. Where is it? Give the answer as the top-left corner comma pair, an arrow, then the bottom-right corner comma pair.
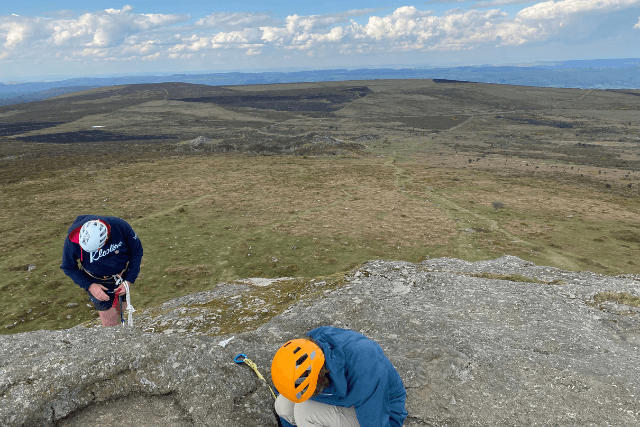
311,330 -> 349,398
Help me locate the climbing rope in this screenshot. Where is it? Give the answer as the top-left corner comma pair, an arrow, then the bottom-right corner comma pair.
123,281 -> 135,327
113,274 -> 136,327
234,354 -> 277,400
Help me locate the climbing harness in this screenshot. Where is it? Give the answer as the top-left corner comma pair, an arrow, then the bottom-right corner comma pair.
113,274 -> 136,327
82,262 -> 129,280
234,353 -> 277,400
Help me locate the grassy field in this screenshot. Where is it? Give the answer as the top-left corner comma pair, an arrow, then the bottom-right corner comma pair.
2,80 -> 639,334
2,144 -> 639,334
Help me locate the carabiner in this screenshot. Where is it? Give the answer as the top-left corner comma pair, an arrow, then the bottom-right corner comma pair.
113,274 -> 123,286
234,353 -> 247,364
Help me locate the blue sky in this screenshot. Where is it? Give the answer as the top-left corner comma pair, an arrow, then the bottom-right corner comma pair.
1,1 -> 640,81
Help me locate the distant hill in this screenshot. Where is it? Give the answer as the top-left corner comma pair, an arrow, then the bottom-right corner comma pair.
1,59 -> 639,106
0,86 -> 100,106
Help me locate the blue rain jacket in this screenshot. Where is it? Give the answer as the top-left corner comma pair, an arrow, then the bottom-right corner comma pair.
60,215 -> 143,291
307,326 -> 408,427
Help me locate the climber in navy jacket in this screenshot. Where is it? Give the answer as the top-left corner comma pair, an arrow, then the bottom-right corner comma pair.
272,326 -> 408,427
61,215 -> 143,327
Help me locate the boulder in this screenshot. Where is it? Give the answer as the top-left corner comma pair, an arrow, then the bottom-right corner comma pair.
311,135 -> 341,145
354,134 -> 381,142
2,256 -> 640,426
178,136 -> 215,151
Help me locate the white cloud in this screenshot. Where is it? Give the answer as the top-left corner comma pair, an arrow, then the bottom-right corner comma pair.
425,0 -> 471,3
285,8 -> 379,33
342,6 -> 514,52
77,47 -> 108,57
259,8 -> 380,47
355,6 -> 433,41
105,5 -> 134,15
47,6 -> 188,48
122,39 -> 160,55
256,3 -> 640,54
0,5 -> 188,60
1,3 -> 639,74
142,52 -> 160,60
315,26 -> 345,42
211,29 -> 253,44
183,37 -> 211,51
165,28 -> 264,55
260,26 -> 289,43
472,0 -> 539,8
4,22 -> 33,48
196,12 -> 279,30
1,16 -> 50,49
516,0 -> 640,21
494,0 -> 640,45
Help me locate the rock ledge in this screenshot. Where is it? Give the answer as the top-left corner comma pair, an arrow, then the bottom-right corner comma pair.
2,256 -> 639,426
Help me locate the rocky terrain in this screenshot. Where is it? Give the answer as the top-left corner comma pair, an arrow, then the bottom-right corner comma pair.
2,256 -> 640,426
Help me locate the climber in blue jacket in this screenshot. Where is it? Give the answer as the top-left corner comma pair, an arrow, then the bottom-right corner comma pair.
272,326 -> 408,427
60,215 -> 143,327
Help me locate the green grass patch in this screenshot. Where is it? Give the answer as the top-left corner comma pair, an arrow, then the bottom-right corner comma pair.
0,156 -> 434,334
2,150 -> 639,334
451,271 -> 566,285
143,272 -> 348,336
592,291 -> 640,308
468,272 -> 542,283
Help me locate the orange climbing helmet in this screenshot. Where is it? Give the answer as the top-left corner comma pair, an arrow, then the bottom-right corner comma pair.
271,338 -> 325,403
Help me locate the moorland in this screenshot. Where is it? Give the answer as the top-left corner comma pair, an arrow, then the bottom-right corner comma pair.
1,79 -> 639,334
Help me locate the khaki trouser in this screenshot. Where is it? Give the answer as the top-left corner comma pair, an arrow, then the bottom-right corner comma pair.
275,394 -> 361,427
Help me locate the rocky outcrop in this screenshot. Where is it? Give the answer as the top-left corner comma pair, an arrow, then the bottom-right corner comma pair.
176,136 -> 216,152
2,256 -> 640,426
187,136 -> 215,149
175,132 -> 364,156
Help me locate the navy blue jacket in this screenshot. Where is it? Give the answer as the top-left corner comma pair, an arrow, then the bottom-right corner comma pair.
307,327 -> 408,427
60,215 -> 143,291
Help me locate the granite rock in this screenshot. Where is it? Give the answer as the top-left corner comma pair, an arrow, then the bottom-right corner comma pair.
2,256 -> 640,426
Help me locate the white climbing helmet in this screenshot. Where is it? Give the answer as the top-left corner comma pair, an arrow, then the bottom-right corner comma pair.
79,219 -> 109,252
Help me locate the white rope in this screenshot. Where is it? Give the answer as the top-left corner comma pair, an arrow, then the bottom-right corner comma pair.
123,281 -> 136,327
113,274 -> 136,327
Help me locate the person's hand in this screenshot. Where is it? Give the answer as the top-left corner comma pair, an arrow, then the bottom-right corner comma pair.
114,280 -> 130,297
88,283 -> 110,301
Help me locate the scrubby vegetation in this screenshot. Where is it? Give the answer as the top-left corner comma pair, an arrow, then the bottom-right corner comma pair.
2,79 -> 639,334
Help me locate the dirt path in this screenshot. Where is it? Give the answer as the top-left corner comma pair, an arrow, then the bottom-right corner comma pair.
553,89 -> 592,109
137,193 -> 216,222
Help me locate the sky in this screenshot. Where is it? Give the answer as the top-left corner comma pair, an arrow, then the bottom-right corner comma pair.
1,0 -> 640,81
